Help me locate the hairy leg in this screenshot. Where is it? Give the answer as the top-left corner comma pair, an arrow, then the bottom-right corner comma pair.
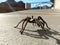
45,23 -> 51,29
20,21 -> 28,34
40,22 -> 50,30
38,16 -> 51,30
20,21 -> 25,34
39,22 -> 45,30
35,20 -> 45,30
14,19 -> 24,28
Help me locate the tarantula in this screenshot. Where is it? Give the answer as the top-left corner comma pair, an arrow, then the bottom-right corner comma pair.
14,16 -> 50,34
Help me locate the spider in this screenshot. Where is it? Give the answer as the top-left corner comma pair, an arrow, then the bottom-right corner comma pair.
14,16 -> 50,34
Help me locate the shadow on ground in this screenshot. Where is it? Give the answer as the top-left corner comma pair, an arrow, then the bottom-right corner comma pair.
17,27 -> 60,45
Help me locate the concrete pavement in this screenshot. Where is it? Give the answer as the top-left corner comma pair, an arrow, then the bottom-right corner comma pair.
0,9 -> 60,45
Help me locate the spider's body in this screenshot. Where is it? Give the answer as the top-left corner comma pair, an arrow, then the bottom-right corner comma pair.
14,16 -> 50,34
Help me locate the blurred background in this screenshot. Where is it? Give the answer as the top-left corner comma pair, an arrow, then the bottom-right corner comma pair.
0,0 -> 54,13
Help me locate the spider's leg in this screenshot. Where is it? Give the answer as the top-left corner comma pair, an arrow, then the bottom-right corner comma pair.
40,23 -> 45,30
23,21 -> 28,31
14,19 -> 24,28
20,21 -> 25,34
37,21 -> 45,30
45,23 -> 51,29
20,21 -> 28,34
41,18 -> 50,29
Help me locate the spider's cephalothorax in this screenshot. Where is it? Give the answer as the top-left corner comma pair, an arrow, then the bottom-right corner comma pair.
14,16 -> 50,34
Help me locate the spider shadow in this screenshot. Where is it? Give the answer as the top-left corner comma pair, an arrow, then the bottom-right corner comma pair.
17,27 -> 60,45
23,28 -> 60,39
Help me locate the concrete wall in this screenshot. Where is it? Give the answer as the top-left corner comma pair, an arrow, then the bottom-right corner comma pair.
55,0 -> 60,9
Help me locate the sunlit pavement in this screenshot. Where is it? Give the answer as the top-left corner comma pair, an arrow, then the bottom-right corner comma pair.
0,9 -> 60,45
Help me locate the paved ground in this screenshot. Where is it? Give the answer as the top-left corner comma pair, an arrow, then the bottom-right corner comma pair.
0,9 -> 60,45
